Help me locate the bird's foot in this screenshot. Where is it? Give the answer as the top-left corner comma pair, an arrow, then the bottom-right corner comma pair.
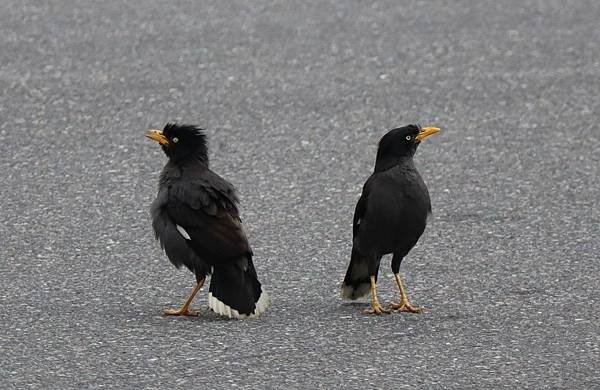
389,301 -> 424,313
162,307 -> 200,317
363,303 -> 391,315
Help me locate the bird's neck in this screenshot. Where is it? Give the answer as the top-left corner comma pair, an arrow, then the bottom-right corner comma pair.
161,158 -> 208,182
169,153 -> 209,168
374,154 -> 414,173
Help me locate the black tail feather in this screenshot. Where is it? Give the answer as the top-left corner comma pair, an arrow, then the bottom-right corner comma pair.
341,248 -> 374,300
208,256 -> 268,318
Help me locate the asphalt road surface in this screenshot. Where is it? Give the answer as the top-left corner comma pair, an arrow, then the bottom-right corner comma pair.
1,1 -> 599,388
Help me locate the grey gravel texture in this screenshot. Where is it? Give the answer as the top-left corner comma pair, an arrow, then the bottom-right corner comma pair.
1,0 -> 599,389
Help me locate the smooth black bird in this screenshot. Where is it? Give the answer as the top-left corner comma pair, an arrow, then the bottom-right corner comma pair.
341,125 -> 440,314
146,123 -> 268,319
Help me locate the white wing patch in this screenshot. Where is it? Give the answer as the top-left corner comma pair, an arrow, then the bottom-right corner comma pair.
176,224 -> 191,240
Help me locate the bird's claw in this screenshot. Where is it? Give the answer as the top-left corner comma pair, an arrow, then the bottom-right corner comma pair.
363,304 -> 391,315
388,302 -> 424,313
162,307 -> 200,317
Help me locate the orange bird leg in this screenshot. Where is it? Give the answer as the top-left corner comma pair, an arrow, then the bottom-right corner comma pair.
363,276 -> 390,315
389,273 -> 424,313
163,278 -> 205,316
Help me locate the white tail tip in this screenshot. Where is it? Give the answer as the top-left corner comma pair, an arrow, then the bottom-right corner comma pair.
208,287 -> 269,319
341,282 -> 370,300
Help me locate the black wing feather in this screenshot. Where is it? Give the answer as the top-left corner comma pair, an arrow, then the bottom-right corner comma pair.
353,174 -> 378,238
152,168 -> 251,273
151,188 -> 207,275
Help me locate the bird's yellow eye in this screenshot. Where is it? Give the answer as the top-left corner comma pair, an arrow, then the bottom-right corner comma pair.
405,135 -> 411,141
172,137 -> 179,143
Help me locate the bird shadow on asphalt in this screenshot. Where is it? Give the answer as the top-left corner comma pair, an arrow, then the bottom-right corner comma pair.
108,301 -> 246,324
111,296 -> 470,325
337,300 -> 472,323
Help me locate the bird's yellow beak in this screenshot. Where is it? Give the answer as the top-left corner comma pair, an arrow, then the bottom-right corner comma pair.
145,129 -> 169,145
415,127 -> 440,142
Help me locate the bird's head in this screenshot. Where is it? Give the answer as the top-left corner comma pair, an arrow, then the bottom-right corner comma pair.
146,123 -> 208,165
375,124 -> 440,171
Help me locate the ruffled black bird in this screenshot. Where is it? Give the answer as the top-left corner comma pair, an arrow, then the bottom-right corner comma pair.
341,124 -> 440,314
146,123 -> 268,319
